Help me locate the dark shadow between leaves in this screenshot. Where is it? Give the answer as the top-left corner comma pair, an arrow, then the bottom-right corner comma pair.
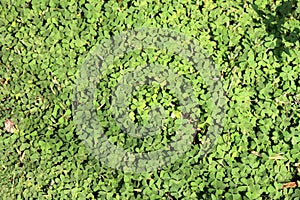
251,0 -> 299,60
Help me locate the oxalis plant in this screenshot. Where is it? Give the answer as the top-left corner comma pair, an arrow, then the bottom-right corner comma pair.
73,28 -> 226,173
0,0 -> 299,199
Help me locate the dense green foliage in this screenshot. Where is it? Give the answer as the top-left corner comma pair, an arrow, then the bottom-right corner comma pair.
1,0 -> 300,199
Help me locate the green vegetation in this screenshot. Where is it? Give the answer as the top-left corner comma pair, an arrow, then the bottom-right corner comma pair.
0,0 -> 299,199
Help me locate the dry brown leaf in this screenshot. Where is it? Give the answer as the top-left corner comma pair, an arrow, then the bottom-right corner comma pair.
282,182 -> 297,189
269,154 -> 286,160
251,151 -> 262,157
4,119 -> 14,133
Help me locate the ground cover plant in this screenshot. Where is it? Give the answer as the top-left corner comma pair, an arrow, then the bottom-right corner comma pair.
0,0 -> 300,199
